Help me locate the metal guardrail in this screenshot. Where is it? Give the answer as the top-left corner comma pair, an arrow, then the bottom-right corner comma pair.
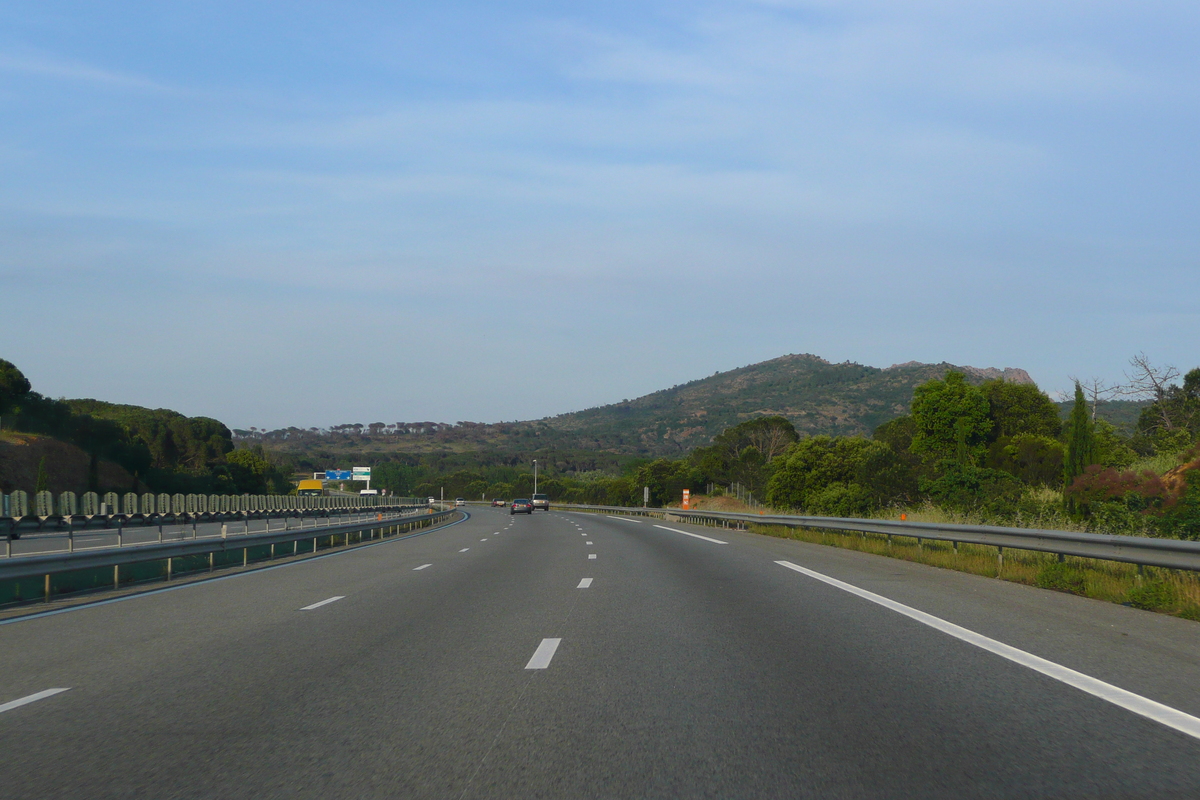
558,504 -> 1200,572
0,510 -> 460,597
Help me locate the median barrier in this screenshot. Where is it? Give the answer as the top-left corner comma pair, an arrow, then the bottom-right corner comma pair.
0,507 -> 461,608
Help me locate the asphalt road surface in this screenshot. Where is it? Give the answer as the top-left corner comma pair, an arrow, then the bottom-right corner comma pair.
3,508 -> 1200,798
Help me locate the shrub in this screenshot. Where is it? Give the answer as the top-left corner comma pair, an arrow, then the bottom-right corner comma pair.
1126,580 -> 1177,611
1035,562 -> 1087,595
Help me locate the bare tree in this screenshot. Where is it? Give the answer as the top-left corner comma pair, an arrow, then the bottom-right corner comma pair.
1067,375 -> 1119,421
1121,353 -> 1182,432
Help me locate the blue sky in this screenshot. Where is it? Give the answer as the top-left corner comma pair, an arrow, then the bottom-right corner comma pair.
2,1 -> 1197,429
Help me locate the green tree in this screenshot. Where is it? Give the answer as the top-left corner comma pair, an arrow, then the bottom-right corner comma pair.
765,436 -> 896,513
35,456 -> 49,492
0,359 -> 31,421
689,415 -> 798,493
910,372 -> 992,465
634,458 -> 700,507
979,379 -> 1061,440
985,434 -> 1065,486
1064,382 -> 1096,489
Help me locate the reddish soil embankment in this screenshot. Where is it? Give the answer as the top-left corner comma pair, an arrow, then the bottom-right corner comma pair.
0,433 -> 145,495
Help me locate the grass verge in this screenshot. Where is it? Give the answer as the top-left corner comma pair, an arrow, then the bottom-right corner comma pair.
744,522 -> 1200,621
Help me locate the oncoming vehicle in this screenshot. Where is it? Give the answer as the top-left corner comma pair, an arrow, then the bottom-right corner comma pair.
491,498 -> 506,507
455,498 -> 465,507
531,493 -> 550,511
297,479 -> 324,497
511,498 -> 533,515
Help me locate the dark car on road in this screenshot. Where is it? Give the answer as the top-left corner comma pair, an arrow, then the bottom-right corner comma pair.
511,498 -> 533,514
531,493 -> 550,511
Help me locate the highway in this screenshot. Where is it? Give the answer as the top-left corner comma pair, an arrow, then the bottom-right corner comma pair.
3,507 -> 1200,797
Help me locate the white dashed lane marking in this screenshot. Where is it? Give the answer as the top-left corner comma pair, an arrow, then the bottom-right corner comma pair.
300,596 -> 344,611
577,578 -> 593,588
459,548 -> 470,552
588,554 -> 597,560
413,564 -> 432,571
0,688 -> 71,714
525,638 -> 562,669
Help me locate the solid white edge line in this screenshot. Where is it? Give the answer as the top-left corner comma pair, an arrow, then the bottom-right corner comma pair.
0,688 -> 70,714
606,516 -> 643,524
774,560 -> 1200,742
577,578 -> 593,588
525,638 -> 562,669
653,524 -> 728,545
300,595 -> 345,611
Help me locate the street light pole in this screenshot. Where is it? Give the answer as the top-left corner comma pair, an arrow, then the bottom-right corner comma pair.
533,460 -> 538,495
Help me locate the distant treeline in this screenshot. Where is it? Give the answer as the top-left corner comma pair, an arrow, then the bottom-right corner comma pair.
0,359 -> 292,495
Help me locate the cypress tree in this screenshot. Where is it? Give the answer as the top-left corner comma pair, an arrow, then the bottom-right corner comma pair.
1064,382 -> 1095,510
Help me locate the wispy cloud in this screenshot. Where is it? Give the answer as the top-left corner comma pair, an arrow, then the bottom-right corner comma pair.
0,49 -> 164,90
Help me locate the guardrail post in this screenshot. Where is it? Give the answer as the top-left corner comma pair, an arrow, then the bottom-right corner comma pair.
208,552 -> 214,572
243,548 -> 248,567
221,523 -> 227,539
44,574 -> 50,602
166,557 -> 172,581
313,537 -> 317,554
114,565 -> 119,590
997,547 -> 1004,576
270,543 -> 275,560
117,517 -> 123,548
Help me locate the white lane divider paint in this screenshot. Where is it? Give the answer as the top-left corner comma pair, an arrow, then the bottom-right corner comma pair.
586,541 -> 593,545
775,560 -> 1200,742
577,578 -> 593,588
588,554 -> 597,560
413,564 -> 432,571
525,638 -> 562,669
300,596 -> 345,611
654,524 -> 728,545
481,539 -> 489,542
0,688 -> 70,714
459,548 -> 470,552
607,516 -> 643,524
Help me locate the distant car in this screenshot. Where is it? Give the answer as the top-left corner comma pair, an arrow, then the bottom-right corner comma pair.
531,493 -> 550,511
491,498 -> 506,507
455,498 -> 465,507
511,498 -> 533,514
427,497 -> 436,506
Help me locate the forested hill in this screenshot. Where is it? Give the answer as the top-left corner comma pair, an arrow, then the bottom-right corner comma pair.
528,355 -> 1035,452
246,354 -> 1042,459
